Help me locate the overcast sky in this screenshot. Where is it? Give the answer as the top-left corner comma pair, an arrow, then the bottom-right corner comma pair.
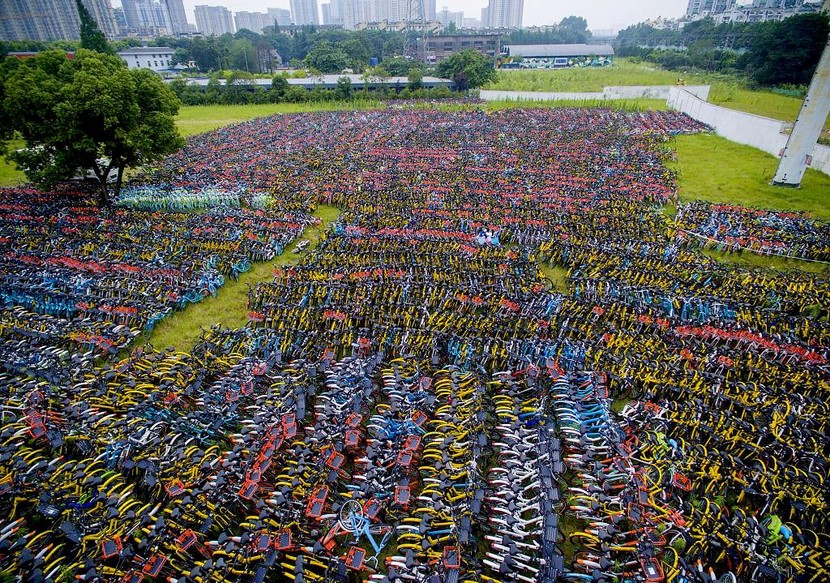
115,1 -> 692,32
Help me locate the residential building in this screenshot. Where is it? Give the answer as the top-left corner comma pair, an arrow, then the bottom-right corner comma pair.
713,1 -> 823,22
0,0 -> 119,42
461,17 -> 481,29
235,11 -> 274,33
290,0 -> 320,25
162,0 -> 189,35
685,0 -> 822,21
267,7 -> 292,26
121,0 -> 172,36
113,7 -> 128,30
118,46 -> 175,70
482,0 -> 523,28
437,7 -> 464,28
84,0 -> 119,37
194,5 -> 235,35
685,0 -> 736,17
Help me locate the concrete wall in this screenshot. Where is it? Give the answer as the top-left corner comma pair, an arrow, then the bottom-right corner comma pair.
479,85 -> 710,102
668,87 -> 830,176
480,90 -> 604,101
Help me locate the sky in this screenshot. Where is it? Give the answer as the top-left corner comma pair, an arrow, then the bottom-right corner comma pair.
112,0 -> 692,32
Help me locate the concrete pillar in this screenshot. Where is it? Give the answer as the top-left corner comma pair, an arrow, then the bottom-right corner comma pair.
772,33 -> 830,186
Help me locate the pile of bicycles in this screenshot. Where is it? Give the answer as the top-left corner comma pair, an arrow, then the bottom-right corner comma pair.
1,106 -> 827,583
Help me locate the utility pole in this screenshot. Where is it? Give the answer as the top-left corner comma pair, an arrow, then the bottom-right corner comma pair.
772,0 -> 830,186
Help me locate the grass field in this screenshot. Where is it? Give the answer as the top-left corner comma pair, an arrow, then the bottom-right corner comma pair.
0,102 -> 384,187
0,140 -> 25,188
145,204 -> 340,351
175,101 -> 381,137
672,133 -> 830,220
487,59 -> 828,130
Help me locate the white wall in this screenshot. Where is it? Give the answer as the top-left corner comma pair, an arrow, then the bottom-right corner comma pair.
668,87 -> 830,176
480,90 -> 605,101
480,85 -> 710,102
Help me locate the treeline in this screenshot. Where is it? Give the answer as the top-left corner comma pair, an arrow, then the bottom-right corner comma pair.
168,74 -> 455,106
616,13 -> 829,86
167,49 -> 496,106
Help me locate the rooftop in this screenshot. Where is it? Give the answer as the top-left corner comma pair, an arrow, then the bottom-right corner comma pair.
504,44 -> 615,57
118,47 -> 175,55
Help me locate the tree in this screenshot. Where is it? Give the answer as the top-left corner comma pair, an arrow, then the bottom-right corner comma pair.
745,13 -> 829,86
558,16 -> 591,43
340,38 -> 371,71
230,38 -> 257,72
381,56 -> 416,76
0,50 -> 183,204
407,67 -> 423,90
76,0 -> 112,54
191,37 -> 221,71
271,75 -> 289,100
435,49 -> 497,90
304,42 -> 350,73
336,76 -> 352,99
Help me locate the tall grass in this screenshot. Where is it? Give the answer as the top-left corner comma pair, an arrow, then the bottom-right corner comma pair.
175,100 -> 382,137
145,204 -> 340,351
671,133 -> 830,220
487,58 -> 827,128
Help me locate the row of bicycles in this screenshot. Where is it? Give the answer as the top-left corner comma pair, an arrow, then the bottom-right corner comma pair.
0,184 -> 316,378
0,105 -> 828,582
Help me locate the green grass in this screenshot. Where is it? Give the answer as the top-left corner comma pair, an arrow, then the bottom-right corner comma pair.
488,59 -> 829,130
0,139 -> 26,187
701,248 -> 829,275
539,262 -> 570,294
145,204 -> 340,352
489,60 -> 682,92
0,103 -> 384,185
487,98 -> 668,112
175,101 -> 381,137
671,133 -> 830,220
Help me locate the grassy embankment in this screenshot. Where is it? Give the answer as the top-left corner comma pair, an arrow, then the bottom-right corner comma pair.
145,204 -> 340,352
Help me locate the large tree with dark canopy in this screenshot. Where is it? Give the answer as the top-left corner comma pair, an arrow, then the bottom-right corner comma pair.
435,49 -> 497,90
0,50 -> 183,204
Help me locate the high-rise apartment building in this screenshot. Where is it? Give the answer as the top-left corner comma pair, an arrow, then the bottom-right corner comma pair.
685,0 -> 737,16
234,11 -> 274,34
194,5 -> 235,35
267,8 -> 293,26
162,0 -> 189,34
482,0 -> 523,28
437,7 -> 463,27
0,0 -> 119,41
290,0 -> 320,25
122,0 -> 171,35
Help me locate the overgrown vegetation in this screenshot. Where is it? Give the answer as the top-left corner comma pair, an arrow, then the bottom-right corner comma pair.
488,58 -> 828,129
671,133 -> 830,220
146,205 -> 340,351
175,101 -> 382,137
616,13 -> 829,87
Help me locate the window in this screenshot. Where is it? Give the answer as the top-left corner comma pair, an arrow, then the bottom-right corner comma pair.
154,61 -> 158,67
